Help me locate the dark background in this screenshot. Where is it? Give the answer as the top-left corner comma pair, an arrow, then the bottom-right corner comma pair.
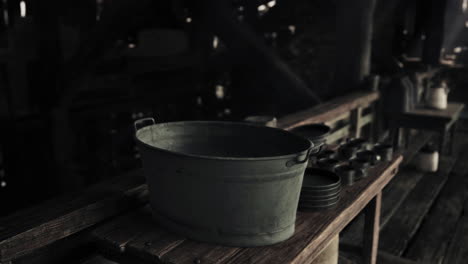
0,0 -> 467,216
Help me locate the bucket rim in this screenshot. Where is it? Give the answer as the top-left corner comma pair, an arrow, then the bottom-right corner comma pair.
134,120 -> 313,161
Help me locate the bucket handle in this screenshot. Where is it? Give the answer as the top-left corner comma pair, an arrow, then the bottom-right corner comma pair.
134,117 -> 155,131
286,148 -> 312,167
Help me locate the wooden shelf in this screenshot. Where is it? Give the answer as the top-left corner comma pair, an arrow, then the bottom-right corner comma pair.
90,155 -> 402,264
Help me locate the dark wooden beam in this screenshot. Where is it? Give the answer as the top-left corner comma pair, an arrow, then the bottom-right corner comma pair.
334,0 -> 377,93
422,0 -> 447,64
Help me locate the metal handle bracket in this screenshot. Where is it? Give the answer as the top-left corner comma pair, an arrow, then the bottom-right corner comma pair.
134,117 -> 156,131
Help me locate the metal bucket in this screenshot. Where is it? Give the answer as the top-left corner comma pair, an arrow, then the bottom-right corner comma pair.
134,118 -> 313,246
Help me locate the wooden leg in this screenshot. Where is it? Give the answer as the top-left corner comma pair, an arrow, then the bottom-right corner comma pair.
404,128 -> 410,148
439,129 -> 447,156
363,193 -> 382,264
449,123 -> 457,155
369,104 -> 376,142
390,124 -> 400,150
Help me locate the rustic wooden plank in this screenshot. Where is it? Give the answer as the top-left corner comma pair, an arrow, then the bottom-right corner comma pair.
379,157 -> 455,256
327,125 -> 351,144
91,206 -> 156,254
160,240 -> 241,264
360,113 -> 373,128
218,156 -> 402,264
0,170 -> 148,262
325,112 -> 351,127
362,193 -> 381,264
404,146 -> 468,263
442,198 -> 468,264
123,208 -> 185,263
309,236 -> 339,264
278,91 -> 379,130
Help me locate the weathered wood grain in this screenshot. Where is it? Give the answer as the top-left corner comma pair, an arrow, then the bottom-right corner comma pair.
379,158 -> 455,256
91,206 -> 156,253
404,145 -> 468,263
160,240 -> 242,264
278,91 -> 379,130
123,208 -> 184,263
0,170 -> 148,262
327,125 -> 351,144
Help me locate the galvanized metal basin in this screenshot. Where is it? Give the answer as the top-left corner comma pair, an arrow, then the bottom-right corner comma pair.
135,119 -> 312,246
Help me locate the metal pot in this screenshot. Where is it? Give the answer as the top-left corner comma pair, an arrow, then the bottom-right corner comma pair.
356,150 -> 381,165
373,143 -> 393,161
134,118 -> 313,246
335,165 -> 356,186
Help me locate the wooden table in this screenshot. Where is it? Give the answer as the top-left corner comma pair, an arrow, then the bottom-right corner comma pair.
0,90 -> 382,264
92,155 -> 403,264
390,103 -> 465,156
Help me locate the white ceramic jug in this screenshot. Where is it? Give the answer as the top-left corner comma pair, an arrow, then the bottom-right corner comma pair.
414,150 -> 439,172
426,82 -> 449,110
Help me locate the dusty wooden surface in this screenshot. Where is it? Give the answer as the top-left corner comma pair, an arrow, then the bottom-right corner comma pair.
91,155 -> 402,264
